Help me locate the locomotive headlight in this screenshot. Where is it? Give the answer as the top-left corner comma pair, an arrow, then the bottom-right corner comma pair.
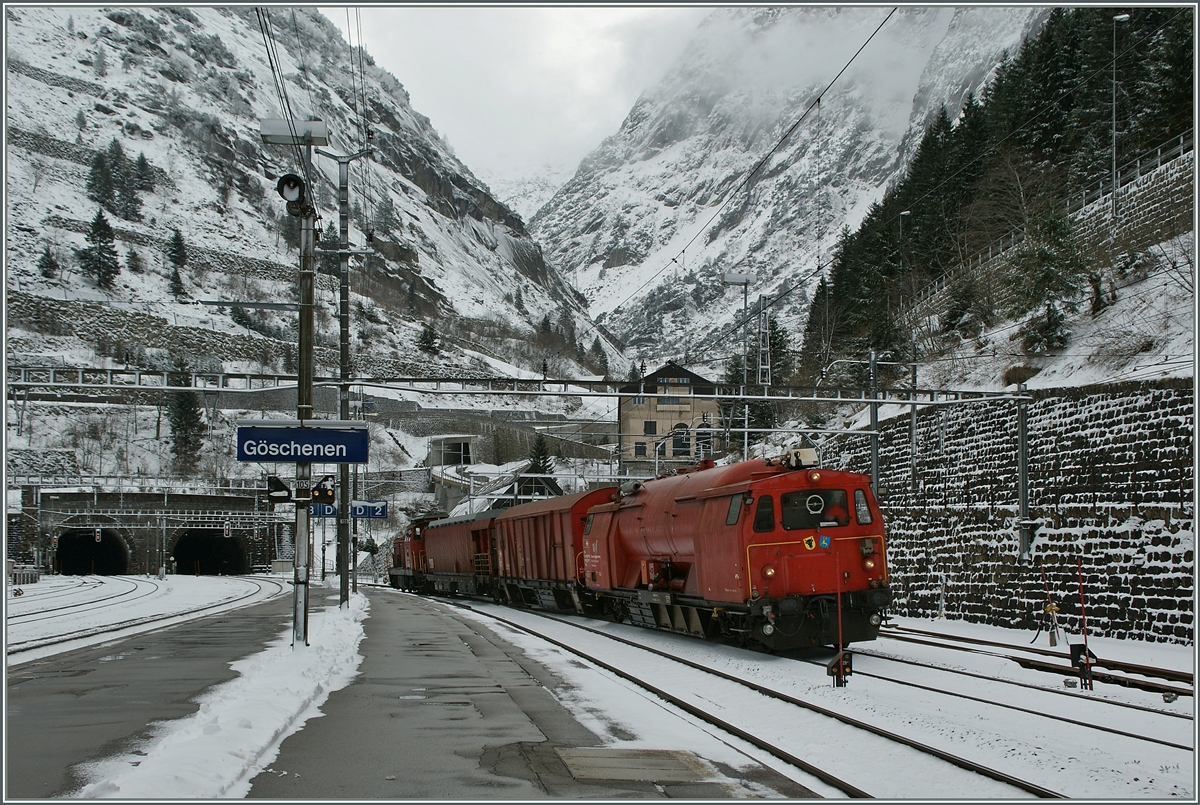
807,470 -> 821,483
862,556 -> 878,572
761,564 -> 777,579
869,613 -> 882,626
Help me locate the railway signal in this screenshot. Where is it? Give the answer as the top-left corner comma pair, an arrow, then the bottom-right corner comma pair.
94,527 -> 101,543
224,520 -> 232,539
827,650 -> 853,687
312,476 -> 336,503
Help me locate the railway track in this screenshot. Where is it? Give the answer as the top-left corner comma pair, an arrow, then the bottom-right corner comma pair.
437,598 -> 1066,799
876,624 -> 1194,696
6,577 -> 288,658
7,575 -> 163,625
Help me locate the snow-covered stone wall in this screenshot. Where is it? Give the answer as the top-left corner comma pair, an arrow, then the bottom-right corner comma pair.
827,379 -> 1194,643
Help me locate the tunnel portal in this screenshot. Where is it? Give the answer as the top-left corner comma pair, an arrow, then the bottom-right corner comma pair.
172,529 -> 248,576
57,528 -> 129,575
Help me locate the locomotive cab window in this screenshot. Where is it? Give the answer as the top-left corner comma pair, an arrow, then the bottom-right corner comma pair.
854,489 -> 873,524
583,514 -> 594,535
725,494 -> 743,526
781,489 -> 850,530
753,495 -> 776,532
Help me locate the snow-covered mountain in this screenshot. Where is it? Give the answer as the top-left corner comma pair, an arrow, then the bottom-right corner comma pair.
530,6 -> 1047,376
4,6 -> 618,381
476,164 -> 575,227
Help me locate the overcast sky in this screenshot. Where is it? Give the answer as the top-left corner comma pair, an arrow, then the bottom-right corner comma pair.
318,6 -> 710,183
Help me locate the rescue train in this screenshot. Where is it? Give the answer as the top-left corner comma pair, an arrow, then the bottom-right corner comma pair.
390,449 -> 891,650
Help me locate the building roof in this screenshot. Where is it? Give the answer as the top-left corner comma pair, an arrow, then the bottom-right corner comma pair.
618,361 -> 715,394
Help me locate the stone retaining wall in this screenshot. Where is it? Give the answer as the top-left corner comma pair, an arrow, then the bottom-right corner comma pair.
826,379 -> 1194,643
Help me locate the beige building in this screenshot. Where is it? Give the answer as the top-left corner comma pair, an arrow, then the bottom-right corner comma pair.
618,362 -> 721,475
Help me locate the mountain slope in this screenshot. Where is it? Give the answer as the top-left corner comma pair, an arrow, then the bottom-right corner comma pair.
530,6 -> 1046,376
4,6 -> 618,381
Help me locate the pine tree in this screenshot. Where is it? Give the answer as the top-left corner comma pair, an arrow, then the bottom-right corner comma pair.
133,152 -> 155,192
513,287 -> 525,312
37,245 -> 59,279
527,434 -> 551,474
94,44 -> 107,77
75,109 -> 87,133
167,228 -> 188,270
417,322 -> 438,353
125,249 -> 144,275
167,359 -> 205,476
169,265 -> 187,300
373,194 -> 396,235
318,221 -> 339,276
589,337 -> 608,374
86,152 -> 114,208
76,209 -> 120,290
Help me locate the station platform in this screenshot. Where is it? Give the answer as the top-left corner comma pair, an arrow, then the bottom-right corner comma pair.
7,587 -> 815,799
244,589 -> 817,799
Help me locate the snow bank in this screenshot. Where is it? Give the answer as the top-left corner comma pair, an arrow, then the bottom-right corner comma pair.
70,593 -> 369,799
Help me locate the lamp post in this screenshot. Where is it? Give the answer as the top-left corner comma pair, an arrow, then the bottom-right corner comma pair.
722,272 -> 754,461
260,118 -> 327,647
1112,13 -> 1130,218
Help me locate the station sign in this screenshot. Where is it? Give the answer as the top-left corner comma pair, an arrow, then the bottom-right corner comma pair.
351,500 -> 388,519
308,502 -> 388,519
310,503 -> 338,518
236,420 -> 368,464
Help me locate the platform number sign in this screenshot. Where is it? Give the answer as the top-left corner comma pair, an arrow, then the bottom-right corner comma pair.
94,527 -> 102,543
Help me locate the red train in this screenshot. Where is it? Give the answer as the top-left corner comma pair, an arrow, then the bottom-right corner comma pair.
390,450 -> 892,650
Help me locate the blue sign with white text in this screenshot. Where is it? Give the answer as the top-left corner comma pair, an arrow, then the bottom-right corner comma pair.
310,503 -> 337,518
351,500 -> 388,519
237,426 -> 368,464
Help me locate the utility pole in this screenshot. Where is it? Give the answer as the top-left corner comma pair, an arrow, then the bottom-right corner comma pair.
869,350 -> 879,496
722,273 -> 753,461
260,118 -> 328,646
316,146 -> 373,608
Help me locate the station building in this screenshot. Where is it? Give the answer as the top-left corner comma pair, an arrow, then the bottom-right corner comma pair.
617,362 -> 721,476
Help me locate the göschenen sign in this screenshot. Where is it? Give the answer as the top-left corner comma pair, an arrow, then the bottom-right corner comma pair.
236,421 -> 369,464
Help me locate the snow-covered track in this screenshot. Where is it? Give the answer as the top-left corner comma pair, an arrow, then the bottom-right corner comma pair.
7,575 -> 161,625
876,624 -> 1194,696
442,600 -> 1065,799
6,576 -> 288,657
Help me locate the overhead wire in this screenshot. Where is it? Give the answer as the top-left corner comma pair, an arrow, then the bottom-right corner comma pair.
255,9 -> 303,172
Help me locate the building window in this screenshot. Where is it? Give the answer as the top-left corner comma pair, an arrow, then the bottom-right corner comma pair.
661,396 -> 681,406
634,442 -> 647,457
632,396 -> 646,405
672,424 -> 689,456
643,421 -> 657,436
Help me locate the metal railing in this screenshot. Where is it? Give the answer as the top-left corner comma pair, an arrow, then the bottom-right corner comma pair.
904,130 -> 1194,315
8,476 -> 267,494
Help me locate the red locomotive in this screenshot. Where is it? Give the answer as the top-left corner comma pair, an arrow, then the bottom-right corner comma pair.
389,449 -> 891,649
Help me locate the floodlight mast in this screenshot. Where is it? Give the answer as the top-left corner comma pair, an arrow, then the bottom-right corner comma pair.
259,119 -> 328,647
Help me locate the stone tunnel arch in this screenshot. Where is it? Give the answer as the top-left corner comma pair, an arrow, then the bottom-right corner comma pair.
171,529 -> 248,576
57,527 -> 130,575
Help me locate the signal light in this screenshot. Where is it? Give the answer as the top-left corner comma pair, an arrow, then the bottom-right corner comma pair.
761,564 -> 777,579
94,527 -> 102,543
312,476 -> 336,503
862,555 -> 878,572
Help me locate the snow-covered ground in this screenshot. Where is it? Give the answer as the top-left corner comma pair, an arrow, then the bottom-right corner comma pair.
6,574 -> 290,663
11,576 -> 1192,799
